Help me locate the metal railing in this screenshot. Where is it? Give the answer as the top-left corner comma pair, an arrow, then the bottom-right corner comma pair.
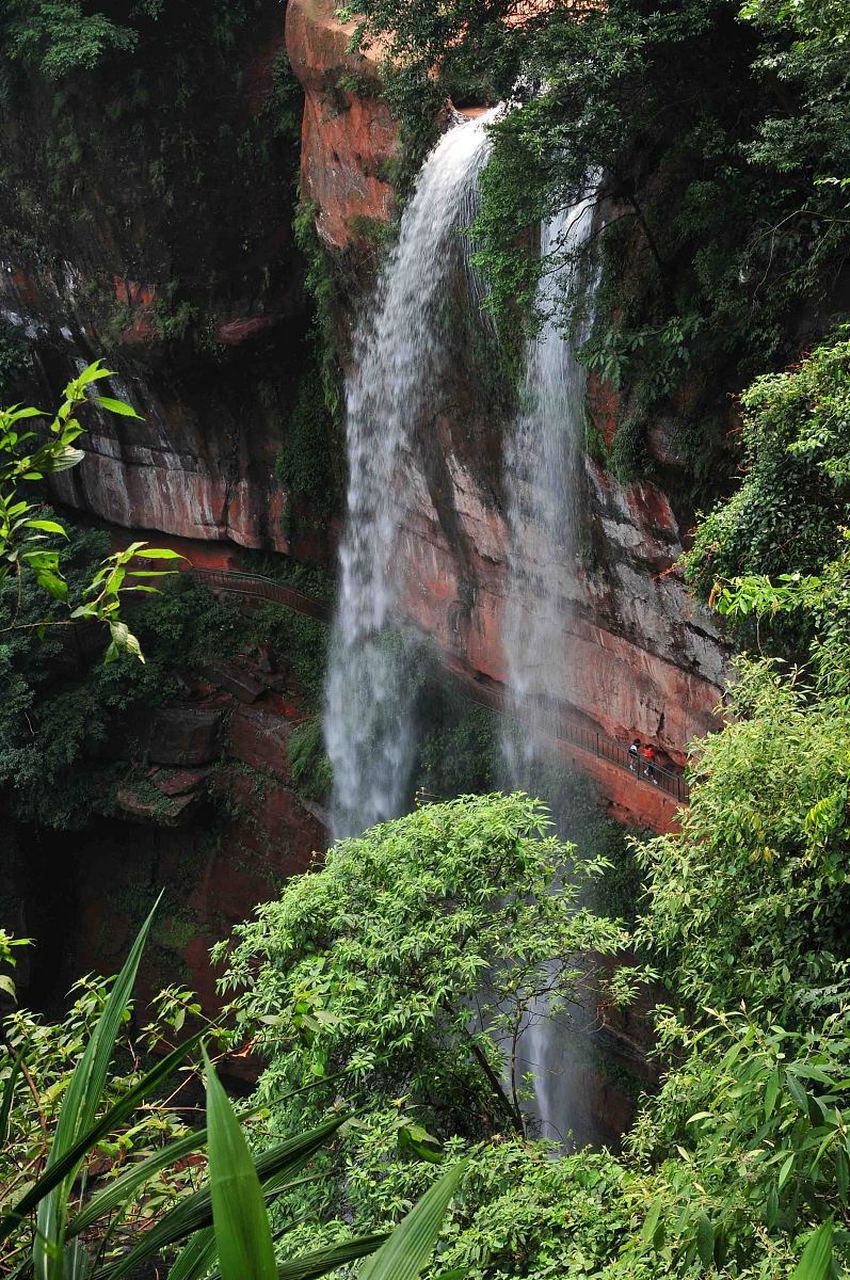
190,567 -> 332,623
190,565 -> 689,805
562,720 -> 688,803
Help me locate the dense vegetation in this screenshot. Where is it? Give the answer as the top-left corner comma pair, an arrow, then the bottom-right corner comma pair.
2,0 -> 850,1277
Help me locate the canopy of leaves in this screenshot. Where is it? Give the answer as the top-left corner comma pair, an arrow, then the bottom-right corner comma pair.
215,794 -> 626,1215
686,330 -> 850,595
1,1 -> 138,78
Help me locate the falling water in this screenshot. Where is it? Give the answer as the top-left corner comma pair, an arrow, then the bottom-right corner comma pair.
325,111 -> 497,839
501,194 -> 598,1141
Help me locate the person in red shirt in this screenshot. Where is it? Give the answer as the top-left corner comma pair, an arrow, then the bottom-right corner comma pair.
642,742 -> 659,785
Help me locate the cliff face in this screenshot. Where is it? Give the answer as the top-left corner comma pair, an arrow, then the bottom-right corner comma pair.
285,0 -> 727,769
0,2 -> 327,559
1,0 -> 726,806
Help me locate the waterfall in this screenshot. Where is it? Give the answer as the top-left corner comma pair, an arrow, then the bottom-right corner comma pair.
325,111 -> 497,839
500,194 -> 597,1142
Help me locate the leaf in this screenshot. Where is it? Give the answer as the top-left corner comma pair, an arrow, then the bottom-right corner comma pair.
274,1235 -> 387,1280
93,396 -> 142,419
358,1162 -> 466,1280
166,1228 -> 217,1280
0,1053 -> 22,1145
28,897 -> 162,1280
764,1071 -> 780,1121
71,363 -> 114,388
204,1047 -> 277,1280
41,446 -> 85,473
837,1149 -> 849,1204
696,1215 -> 714,1268
765,1182 -> 779,1230
133,547 -> 186,560
34,569 -> 68,600
640,1199 -> 662,1245
790,1222 -> 833,1280
24,520 -> 68,537
786,1073 -> 810,1113
778,1153 -> 796,1191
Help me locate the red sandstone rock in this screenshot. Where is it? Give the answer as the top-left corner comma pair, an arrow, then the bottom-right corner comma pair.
215,315 -> 275,345
146,708 -> 223,766
202,660 -> 265,704
227,705 -> 293,781
223,771 -> 326,867
114,784 -> 198,825
286,0 -> 398,248
153,767 -> 209,796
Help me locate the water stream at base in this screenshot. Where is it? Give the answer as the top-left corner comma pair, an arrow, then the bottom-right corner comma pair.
325,112 -> 496,839
500,195 -> 598,1142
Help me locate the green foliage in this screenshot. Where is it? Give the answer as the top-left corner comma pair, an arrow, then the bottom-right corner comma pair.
215,793 -> 626,1219
0,363 -> 180,659
2,1 -> 138,78
635,657 -> 850,1016
0,538 -> 328,828
0,319 -> 30,401
287,717 -> 333,805
713,538 -> 850,705
275,363 -> 338,522
0,911 -> 471,1280
686,331 -> 850,596
204,1048 -> 277,1280
348,0 -> 850,483
0,915 -> 213,1275
415,697 -> 500,797
293,203 -> 344,423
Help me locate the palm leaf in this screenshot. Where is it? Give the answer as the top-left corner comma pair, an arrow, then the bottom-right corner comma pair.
358,1163 -> 466,1280
68,1116 -> 209,1238
204,1048 -> 277,1280
166,1227 -> 217,1280
94,1116 -> 346,1280
274,1234 -> 388,1280
1,1030 -> 203,1243
32,897 -> 161,1280
791,1222 -> 833,1280
72,1071 -> 342,1241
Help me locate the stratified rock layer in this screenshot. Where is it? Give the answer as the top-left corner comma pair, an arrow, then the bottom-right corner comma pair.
284,0 -> 726,773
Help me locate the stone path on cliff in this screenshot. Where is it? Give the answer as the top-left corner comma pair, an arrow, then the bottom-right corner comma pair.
191,566 -> 690,809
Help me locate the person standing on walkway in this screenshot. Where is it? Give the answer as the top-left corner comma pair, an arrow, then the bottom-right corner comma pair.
642,742 -> 659,785
628,738 -> 641,773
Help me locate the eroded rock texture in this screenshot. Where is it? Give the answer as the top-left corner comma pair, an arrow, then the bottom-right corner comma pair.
1,0 -> 727,836
285,0 -> 727,771
0,2 -> 322,556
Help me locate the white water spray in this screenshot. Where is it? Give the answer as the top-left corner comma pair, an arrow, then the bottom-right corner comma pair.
325,111 -> 497,838
501,194 -> 597,1141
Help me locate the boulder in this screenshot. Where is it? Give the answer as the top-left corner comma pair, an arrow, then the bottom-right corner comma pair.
146,708 -> 223,766
227,705 -> 293,781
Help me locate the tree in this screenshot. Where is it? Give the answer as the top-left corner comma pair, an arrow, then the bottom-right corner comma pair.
685,330 -> 850,597
215,793 -> 627,1225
